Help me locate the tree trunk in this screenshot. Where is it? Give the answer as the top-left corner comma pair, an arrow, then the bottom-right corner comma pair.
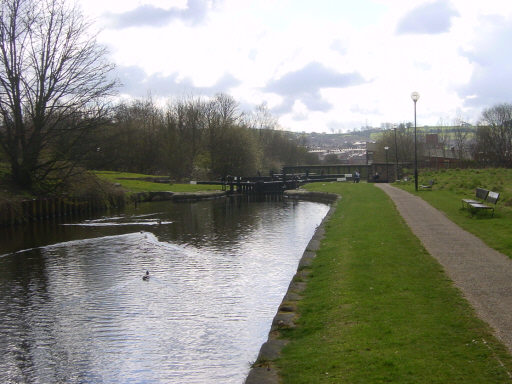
11,161 -> 33,189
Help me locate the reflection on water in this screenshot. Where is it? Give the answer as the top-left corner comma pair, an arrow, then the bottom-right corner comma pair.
0,197 -> 330,383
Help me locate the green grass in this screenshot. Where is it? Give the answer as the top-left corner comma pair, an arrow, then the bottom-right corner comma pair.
398,168 -> 512,258
277,182 -> 512,383
93,171 -> 221,193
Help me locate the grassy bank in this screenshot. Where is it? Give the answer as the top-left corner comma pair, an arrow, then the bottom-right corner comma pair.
398,168 -> 512,258
0,169 -> 221,224
277,182 -> 512,383
94,171 -> 221,193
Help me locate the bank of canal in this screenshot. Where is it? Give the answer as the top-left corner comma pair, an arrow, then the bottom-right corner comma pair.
246,190 -> 339,383
250,182 -> 512,384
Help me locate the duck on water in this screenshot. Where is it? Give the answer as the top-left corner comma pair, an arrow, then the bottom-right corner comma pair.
142,271 -> 150,281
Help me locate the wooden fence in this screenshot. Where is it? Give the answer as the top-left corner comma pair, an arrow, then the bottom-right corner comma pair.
0,196 -> 122,226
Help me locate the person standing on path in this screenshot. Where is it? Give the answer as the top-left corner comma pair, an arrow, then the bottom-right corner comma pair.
353,170 -> 360,183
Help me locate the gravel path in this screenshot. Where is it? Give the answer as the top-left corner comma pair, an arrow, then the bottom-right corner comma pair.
376,183 -> 512,353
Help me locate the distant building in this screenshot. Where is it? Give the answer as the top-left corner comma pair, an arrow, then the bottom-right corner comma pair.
425,134 -> 439,146
423,147 -> 459,169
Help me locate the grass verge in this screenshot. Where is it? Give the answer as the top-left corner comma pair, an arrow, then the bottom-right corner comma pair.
397,168 -> 512,258
93,171 -> 221,193
277,182 -> 512,383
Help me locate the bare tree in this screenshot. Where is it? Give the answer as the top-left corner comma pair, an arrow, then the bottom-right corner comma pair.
476,103 -> 512,166
452,116 -> 470,161
375,124 -> 416,164
248,102 -> 278,130
204,93 -> 242,176
162,96 -> 205,179
0,0 -> 117,190
111,98 -> 163,174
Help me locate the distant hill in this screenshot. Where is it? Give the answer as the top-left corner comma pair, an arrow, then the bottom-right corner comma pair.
290,129 -> 382,149
289,126 -> 476,150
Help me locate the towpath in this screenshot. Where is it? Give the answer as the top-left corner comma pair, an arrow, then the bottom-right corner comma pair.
376,183 -> 512,353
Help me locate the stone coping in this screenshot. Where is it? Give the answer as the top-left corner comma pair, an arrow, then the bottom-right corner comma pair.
133,188 -> 339,204
284,189 -> 339,203
245,192 -> 340,383
132,190 -> 227,202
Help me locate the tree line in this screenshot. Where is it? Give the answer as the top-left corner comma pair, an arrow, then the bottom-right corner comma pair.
85,95 -> 316,181
372,103 -> 512,169
474,103 -> 512,167
0,0 -> 314,193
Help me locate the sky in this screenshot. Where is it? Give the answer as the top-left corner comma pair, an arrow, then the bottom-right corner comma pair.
76,0 -> 512,133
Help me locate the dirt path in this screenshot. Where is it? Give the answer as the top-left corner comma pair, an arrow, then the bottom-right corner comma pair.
376,183 -> 512,353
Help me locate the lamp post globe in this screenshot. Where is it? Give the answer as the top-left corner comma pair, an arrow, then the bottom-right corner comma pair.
411,92 -> 420,191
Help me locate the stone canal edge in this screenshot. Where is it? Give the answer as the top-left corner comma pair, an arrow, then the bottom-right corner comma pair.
245,190 -> 340,384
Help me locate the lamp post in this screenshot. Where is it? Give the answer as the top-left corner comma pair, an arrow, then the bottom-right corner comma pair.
393,126 -> 399,180
384,146 -> 389,182
411,91 -> 420,191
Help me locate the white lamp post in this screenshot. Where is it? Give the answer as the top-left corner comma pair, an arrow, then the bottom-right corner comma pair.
384,146 -> 389,182
411,91 -> 420,191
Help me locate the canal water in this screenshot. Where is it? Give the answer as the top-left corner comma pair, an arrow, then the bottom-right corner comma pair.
0,197 -> 330,383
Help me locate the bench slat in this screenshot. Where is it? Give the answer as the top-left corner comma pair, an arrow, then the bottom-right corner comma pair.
469,203 -> 493,209
475,188 -> 489,200
420,180 -> 434,189
487,191 -> 500,204
462,188 -> 499,217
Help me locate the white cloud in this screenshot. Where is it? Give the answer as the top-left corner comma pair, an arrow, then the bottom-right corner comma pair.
104,0 -> 220,28
263,62 -> 366,113
458,16 -> 512,108
76,0 -> 512,132
396,0 -> 459,35
115,65 -> 240,97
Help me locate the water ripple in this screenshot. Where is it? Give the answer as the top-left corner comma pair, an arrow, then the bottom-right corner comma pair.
0,199 -> 330,383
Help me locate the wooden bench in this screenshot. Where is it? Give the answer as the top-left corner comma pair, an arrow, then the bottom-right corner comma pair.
419,180 -> 434,190
461,188 -> 500,217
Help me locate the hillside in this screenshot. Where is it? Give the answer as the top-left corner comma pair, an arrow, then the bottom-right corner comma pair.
291,125 -> 476,150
